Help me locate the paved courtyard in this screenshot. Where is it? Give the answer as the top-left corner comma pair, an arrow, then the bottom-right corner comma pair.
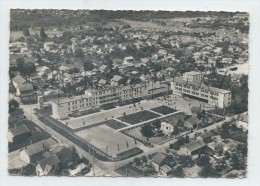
75,125 -> 140,157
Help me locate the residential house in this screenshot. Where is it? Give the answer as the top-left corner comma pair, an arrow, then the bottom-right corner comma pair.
16,83 -> 34,98
123,56 -> 134,64
20,138 -> 57,163
179,140 -> 206,156
184,117 -> 202,130
197,131 -> 214,144
44,42 -> 55,52
111,75 -> 123,87
8,109 -> 25,123
8,124 -> 30,143
12,75 -> 27,88
236,113 -> 248,131
159,165 -> 172,176
98,79 -> 107,87
36,154 -> 60,176
160,113 -> 185,135
150,152 -> 172,172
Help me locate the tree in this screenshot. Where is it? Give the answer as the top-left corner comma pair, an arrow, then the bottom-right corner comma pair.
171,166 -> 184,177
40,26 -> 48,40
196,154 -> 211,167
23,28 -> 30,36
74,48 -> 84,58
16,57 -> 25,69
141,124 -> 154,138
199,164 -> 219,177
177,155 -> 194,168
9,99 -> 19,113
83,59 -> 94,71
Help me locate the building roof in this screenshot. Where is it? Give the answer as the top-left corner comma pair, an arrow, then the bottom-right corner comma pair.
23,138 -> 57,157
9,124 -> 29,136
12,75 -> 27,85
183,71 -> 202,76
17,83 -> 33,92
111,75 -> 123,82
98,79 -> 107,85
151,152 -> 168,165
160,165 -> 172,173
191,107 -> 203,115
51,94 -> 92,104
237,113 -> 248,123
199,131 -> 213,140
181,140 -> 206,152
174,77 -> 231,94
9,108 -> 24,117
38,154 -> 60,170
162,113 -> 185,127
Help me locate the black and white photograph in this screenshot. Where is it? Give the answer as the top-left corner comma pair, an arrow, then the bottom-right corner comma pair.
6,8 -> 251,178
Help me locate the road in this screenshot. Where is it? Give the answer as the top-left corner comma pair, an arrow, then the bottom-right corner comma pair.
18,97 -> 234,176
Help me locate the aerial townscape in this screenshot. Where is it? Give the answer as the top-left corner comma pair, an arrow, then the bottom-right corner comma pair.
8,9 -> 248,177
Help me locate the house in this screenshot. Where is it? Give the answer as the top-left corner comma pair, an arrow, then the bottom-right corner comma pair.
20,138 -> 57,163
44,42 -> 55,52
8,109 -> 25,123
8,124 -> 30,142
12,75 -> 27,88
151,152 -> 172,172
123,56 -> 134,64
184,117 -> 202,130
111,75 -> 123,87
99,65 -> 110,73
236,113 -> 248,131
159,164 -> 172,176
197,131 -> 214,144
160,114 -> 184,135
179,140 -> 206,156
98,79 -> 107,87
16,83 -> 34,98
36,154 -> 60,176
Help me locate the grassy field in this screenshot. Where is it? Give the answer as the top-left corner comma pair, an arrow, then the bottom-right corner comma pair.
75,125 -> 138,157
104,119 -> 128,130
117,110 -> 160,125
151,105 -> 177,115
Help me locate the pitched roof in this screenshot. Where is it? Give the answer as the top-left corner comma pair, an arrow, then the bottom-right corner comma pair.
199,131 -> 213,140
17,83 -> 33,92
9,124 -> 29,136
38,154 -> 60,170
9,108 -> 24,117
98,79 -> 106,85
181,140 -> 206,152
237,113 -> 248,123
23,138 -> 57,157
111,75 -> 123,82
12,75 -> 27,85
151,152 -> 168,165
162,113 -> 185,126
160,165 -> 172,173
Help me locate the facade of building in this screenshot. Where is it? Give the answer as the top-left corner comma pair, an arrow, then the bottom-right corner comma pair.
179,140 -> 206,156
51,82 -> 171,119
183,71 -> 202,84
171,74 -> 232,108
8,109 -> 25,123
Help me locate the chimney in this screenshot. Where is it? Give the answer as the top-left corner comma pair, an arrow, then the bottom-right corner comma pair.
42,143 -> 45,149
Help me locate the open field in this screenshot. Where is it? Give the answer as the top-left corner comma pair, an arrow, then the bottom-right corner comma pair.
75,125 -> 138,157
151,105 -> 177,115
104,120 -> 128,130
64,100 -> 162,129
117,110 -> 160,125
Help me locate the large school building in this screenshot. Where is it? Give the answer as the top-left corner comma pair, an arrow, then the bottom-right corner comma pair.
51,82 -> 171,120
171,72 -> 232,108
